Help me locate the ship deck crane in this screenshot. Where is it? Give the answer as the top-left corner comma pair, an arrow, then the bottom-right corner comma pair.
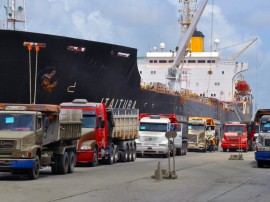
229,38 -> 257,61
172,0 -> 208,68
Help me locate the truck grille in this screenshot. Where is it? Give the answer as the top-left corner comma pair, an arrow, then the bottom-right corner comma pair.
0,140 -> 16,149
188,134 -> 197,142
265,139 -> 270,146
141,136 -> 158,142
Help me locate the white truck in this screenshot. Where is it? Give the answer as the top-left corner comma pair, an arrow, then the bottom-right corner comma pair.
254,109 -> 270,167
136,114 -> 188,157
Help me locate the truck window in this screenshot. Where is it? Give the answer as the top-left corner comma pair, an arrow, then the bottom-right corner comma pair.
0,114 -> 34,131
140,123 -> 167,132
261,122 -> 270,132
188,124 -> 204,131
82,115 -> 96,128
224,126 -> 244,132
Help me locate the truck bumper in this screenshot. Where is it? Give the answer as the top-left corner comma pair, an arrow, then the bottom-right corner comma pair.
255,152 -> 270,161
136,145 -> 168,155
0,159 -> 35,170
188,143 -> 206,151
76,151 -> 94,163
221,143 -> 247,149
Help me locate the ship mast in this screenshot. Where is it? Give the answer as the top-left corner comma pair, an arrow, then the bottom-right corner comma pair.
167,0 -> 207,92
1,0 -> 27,31
179,0 -> 197,39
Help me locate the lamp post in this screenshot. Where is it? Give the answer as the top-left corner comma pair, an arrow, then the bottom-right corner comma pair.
23,42 -> 46,104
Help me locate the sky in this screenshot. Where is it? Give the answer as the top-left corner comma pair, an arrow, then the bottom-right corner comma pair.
2,0 -> 270,113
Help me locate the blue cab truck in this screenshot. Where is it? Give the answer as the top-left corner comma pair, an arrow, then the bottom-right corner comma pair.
254,109 -> 270,168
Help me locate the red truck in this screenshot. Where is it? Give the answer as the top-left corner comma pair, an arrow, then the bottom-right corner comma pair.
221,122 -> 249,152
60,99 -> 139,166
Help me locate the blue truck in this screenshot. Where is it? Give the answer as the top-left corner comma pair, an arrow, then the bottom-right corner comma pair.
254,109 -> 270,168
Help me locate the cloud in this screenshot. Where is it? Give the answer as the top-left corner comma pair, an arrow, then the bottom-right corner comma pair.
71,10 -> 112,42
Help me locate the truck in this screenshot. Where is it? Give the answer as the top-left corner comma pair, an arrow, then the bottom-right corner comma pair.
254,109 -> 270,168
187,117 -> 218,152
221,122 -> 253,152
60,99 -> 139,166
0,103 -> 82,179
136,114 -> 188,157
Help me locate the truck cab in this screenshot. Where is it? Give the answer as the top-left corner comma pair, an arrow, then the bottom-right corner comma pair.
136,114 -> 188,157
187,118 -> 207,152
0,104 -> 82,179
221,122 -> 248,152
61,99 -> 108,166
254,110 -> 270,167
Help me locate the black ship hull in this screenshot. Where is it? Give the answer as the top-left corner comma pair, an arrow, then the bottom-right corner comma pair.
0,30 -> 251,122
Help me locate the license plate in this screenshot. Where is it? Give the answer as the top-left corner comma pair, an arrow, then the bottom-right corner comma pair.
231,144 -> 235,146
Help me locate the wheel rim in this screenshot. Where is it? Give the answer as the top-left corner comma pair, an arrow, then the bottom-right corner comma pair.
94,148 -> 98,165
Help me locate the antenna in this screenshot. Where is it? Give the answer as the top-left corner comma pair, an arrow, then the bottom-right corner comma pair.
2,0 -> 27,31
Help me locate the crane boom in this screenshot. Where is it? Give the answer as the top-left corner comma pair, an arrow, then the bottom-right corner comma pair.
230,38 -> 257,61
173,0 -> 208,67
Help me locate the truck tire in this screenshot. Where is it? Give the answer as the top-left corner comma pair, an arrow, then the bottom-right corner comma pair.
257,160 -> 264,168
51,154 -> 59,174
59,152 -> 69,174
127,146 -> 132,162
107,147 -> 114,165
131,146 -> 136,161
114,146 -> 119,163
89,147 -> 98,167
68,151 -> 75,173
223,148 -> 227,152
120,148 -> 128,162
176,148 -> 181,156
27,155 -> 40,180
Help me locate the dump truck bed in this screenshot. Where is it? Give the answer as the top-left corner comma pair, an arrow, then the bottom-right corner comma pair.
110,108 -> 139,140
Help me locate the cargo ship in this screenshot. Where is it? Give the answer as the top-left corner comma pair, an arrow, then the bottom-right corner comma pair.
0,0 -> 253,123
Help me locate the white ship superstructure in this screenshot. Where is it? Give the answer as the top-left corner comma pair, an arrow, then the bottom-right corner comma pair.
138,49 -> 249,102
138,0 -> 252,106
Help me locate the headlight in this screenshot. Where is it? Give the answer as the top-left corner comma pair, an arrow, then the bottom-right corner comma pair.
12,151 -> 32,158
159,144 -> 167,147
80,145 -> 91,150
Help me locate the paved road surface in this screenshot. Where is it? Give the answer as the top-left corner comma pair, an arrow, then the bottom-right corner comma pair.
0,151 -> 269,202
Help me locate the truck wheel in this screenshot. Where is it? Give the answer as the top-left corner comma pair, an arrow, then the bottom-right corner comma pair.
127,146 -> 132,162
114,147 -> 119,163
51,154 -> 59,174
59,152 -> 69,174
89,147 -> 99,167
176,148 -> 181,156
107,147 -> 114,165
68,151 -> 75,173
223,148 -> 227,152
257,161 -> 264,168
27,155 -> 40,180
120,148 -> 128,162
131,146 -> 136,161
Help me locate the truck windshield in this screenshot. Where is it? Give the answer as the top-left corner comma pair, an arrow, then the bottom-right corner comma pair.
224,125 -> 245,132
82,115 -> 96,128
260,122 -> 270,132
188,124 -> 204,131
0,114 -> 34,131
140,123 -> 167,132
